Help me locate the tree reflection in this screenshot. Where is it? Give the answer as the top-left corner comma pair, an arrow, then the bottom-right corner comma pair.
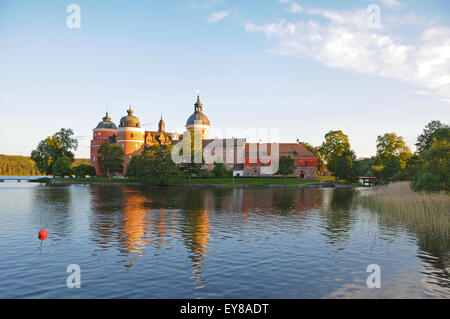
320,189 -> 355,248
33,185 -> 73,240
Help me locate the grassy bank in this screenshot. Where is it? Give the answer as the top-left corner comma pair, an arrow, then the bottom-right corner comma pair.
43,176 -> 323,187
358,182 -> 449,237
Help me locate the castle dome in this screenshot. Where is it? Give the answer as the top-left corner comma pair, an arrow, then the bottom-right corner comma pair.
95,112 -> 117,129
119,106 -> 140,128
186,95 -> 210,126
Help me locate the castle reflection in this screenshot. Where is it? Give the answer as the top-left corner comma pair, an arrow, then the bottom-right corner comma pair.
89,186 -> 320,284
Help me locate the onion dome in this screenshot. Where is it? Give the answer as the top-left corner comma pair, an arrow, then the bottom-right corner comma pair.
95,112 -> 117,129
186,95 -> 210,126
119,105 -> 140,128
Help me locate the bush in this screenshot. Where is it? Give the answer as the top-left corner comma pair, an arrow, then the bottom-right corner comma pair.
213,162 -> 229,178
72,164 -> 96,178
53,157 -> 72,178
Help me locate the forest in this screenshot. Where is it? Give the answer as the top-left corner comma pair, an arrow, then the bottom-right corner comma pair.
0,154 -> 89,176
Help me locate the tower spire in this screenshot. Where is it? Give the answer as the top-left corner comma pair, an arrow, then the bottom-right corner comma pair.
195,94 -> 203,112
158,114 -> 165,132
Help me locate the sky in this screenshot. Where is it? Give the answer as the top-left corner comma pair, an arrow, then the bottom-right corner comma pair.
0,0 -> 449,159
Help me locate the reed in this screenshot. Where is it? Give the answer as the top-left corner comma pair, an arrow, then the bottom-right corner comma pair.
358,182 -> 449,238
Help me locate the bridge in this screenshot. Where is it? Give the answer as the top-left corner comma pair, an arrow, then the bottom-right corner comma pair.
0,176 -> 51,183
359,176 -> 378,187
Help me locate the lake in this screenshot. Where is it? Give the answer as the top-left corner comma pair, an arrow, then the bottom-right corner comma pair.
0,182 -> 448,298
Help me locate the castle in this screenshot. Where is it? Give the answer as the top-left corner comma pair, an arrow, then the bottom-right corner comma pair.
90,95 -> 318,178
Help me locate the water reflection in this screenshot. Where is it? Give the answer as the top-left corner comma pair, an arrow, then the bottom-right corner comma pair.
320,189 -> 355,248
81,185 -> 450,296
32,185 -> 74,240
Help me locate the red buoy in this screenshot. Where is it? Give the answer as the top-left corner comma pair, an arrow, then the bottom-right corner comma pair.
39,229 -> 47,240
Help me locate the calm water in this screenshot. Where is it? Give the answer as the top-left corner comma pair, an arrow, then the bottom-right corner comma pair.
0,183 -> 448,298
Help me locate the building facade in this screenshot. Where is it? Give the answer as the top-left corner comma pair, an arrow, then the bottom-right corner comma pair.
90,95 -> 318,178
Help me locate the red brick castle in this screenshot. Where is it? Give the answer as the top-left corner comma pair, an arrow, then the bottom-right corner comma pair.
90,96 -> 318,178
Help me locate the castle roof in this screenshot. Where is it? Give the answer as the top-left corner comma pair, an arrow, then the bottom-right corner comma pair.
186,95 -> 210,126
119,106 -> 140,128
95,112 -> 117,129
245,143 -> 316,158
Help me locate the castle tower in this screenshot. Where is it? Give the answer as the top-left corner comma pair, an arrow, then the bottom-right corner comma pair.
91,112 -> 117,176
117,105 -> 145,170
186,94 -> 210,139
158,115 -> 165,132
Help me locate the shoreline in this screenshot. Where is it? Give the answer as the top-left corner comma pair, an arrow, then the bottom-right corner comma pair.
33,178 -> 358,189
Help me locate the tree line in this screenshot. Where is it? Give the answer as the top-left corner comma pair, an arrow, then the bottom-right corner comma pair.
29,121 -> 448,192
295,120 -> 448,192
0,154 -> 89,176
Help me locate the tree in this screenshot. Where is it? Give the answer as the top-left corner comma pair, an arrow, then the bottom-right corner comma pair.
412,127 -> 449,192
376,133 -> 411,168
125,155 -> 141,178
97,142 -> 124,178
30,128 -> 78,175
319,130 -> 351,165
354,157 -> 376,176
380,156 -> 401,183
415,120 -> 448,154
136,145 -> 181,185
327,150 -> 358,182
53,157 -> 72,178
278,156 -> 296,179
179,131 -> 204,183
213,162 -> 228,178
72,164 -> 96,178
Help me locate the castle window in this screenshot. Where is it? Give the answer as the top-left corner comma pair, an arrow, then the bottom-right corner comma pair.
305,161 -> 308,167
131,133 -> 134,138
136,143 -> 139,148
122,144 -> 124,148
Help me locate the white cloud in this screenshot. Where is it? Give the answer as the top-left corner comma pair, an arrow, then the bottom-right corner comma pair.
278,0 -> 289,4
189,0 -> 224,10
245,8 -> 450,103
289,3 -> 304,14
207,10 -> 230,23
379,0 -> 401,9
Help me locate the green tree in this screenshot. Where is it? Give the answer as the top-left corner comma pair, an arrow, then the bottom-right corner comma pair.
72,164 -> 96,178
415,120 -> 448,154
213,162 -> 228,178
354,157 -> 376,176
376,133 -> 411,168
53,157 -> 72,178
136,145 -> 180,185
278,155 -> 296,179
328,150 -> 358,182
380,156 -> 401,183
412,127 -> 449,192
125,155 -> 141,178
30,128 -> 78,175
98,142 -> 124,178
179,131 -> 204,183
319,130 -> 351,165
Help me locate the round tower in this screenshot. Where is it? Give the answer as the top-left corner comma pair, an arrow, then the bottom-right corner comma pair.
117,105 -> 145,169
186,95 -> 210,139
91,112 -> 117,176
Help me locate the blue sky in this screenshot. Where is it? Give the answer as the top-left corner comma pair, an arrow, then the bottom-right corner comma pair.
0,0 -> 449,158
